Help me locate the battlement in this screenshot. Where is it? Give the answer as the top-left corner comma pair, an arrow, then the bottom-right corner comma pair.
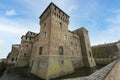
40,2 -> 69,25
12,44 -> 20,48
25,31 -> 37,37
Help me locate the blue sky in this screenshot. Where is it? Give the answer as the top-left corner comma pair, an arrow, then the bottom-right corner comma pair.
0,0 -> 120,58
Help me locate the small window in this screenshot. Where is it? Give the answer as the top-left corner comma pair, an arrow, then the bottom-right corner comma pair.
71,41 -> 73,45
59,23 -> 62,29
26,45 -> 29,47
59,46 -> 63,55
44,32 -> 47,38
61,60 -> 64,64
25,36 -> 27,39
64,35 -> 67,41
29,37 -> 31,40
44,23 -> 46,26
55,7 -> 56,10
24,53 -> 27,56
39,47 -> 43,55
59,10 -> 60,13
54,12 -> 56,15
11,58 -> 14,62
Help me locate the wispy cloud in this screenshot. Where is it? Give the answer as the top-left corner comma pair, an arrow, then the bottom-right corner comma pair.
91,12 -> 120,45
0,24 -> 27,35
5,9 -> 16,16
106,15 -> 120,24
68,5 -> 78,12
0,17 -> 28,35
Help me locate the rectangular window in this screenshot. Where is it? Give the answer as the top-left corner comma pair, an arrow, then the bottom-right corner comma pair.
59,46 -> 63,55
44,32 -> 47,38
64,35 -> 67,41
39,47 -> 43,55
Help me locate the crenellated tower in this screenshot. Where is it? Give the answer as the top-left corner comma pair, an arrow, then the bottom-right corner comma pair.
31,2 -> 74,80
15,31 -> 37,67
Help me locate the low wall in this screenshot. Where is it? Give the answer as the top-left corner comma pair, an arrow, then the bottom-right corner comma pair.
64,60 -> 118,80
104,59 -> 120,80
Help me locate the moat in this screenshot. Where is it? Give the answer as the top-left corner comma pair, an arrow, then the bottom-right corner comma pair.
0,64 -> 106,80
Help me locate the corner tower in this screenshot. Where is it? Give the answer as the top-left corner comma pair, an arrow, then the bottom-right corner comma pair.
73,27 -> 96,68
31,2 -> 74,80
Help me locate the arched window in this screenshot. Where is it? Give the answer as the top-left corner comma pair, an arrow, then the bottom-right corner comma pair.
59,23 -> 62,29
59,46 -> 63,55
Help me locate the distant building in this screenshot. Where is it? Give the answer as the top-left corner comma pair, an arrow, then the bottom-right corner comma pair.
0,58 -> 7,63
8,2 -> 96,80
92,41 -> 120,64
7,44 -> 20,64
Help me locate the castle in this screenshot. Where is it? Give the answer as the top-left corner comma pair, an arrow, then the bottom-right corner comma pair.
7,2 -> 96,80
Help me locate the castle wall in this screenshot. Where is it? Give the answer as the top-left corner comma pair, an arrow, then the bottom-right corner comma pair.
92,42 -> 120,64
73,28 -> 96,68
68,32 -> 84,69
31,55 -> 74,80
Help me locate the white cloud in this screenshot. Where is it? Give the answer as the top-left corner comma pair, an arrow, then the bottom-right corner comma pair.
0,24 -> 27,35
0,16 -> 39,35
91,24 -> 120,45
0,17 -> 28,35
5,9 -> 16,16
